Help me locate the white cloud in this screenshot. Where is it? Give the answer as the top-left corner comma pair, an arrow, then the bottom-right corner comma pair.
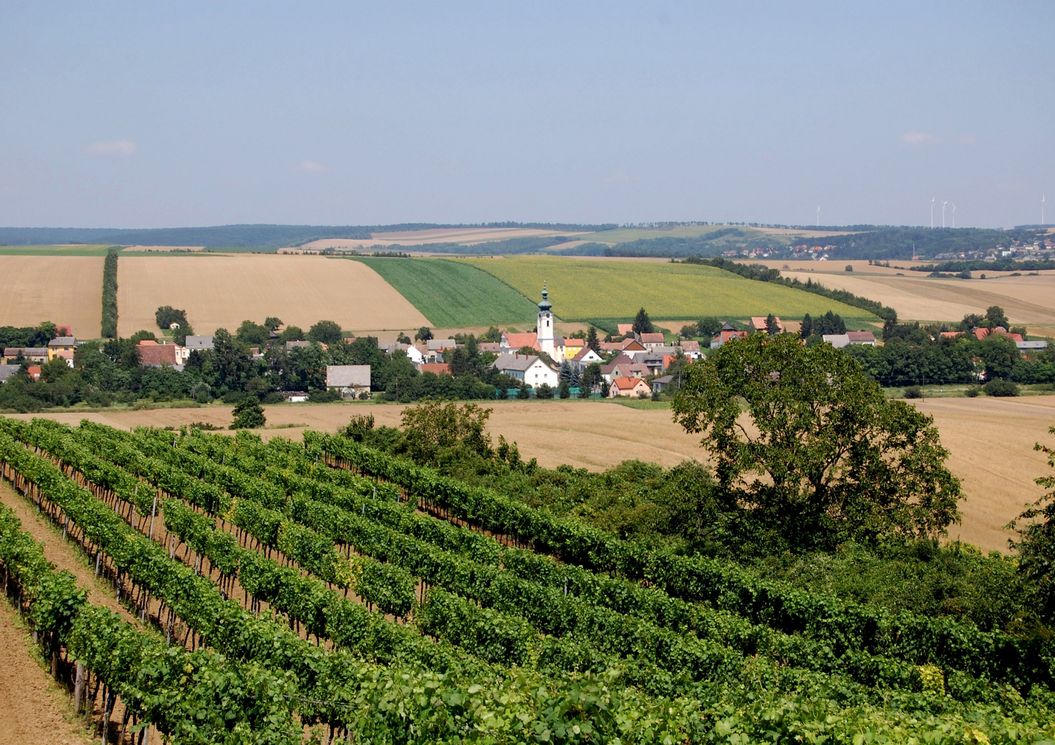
901,131 -> 938,146
87,139 -> 137,156
296,159 -> 327,173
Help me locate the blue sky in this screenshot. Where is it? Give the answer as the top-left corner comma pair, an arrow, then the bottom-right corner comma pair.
1,1 -> 1051,228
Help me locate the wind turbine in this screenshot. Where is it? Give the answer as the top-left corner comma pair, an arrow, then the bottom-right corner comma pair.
950,202 -> 957,229
1043,194 -> 1047,225
816,206 -> 821,227
941,200 -> 949,228
930,197 -> 936,229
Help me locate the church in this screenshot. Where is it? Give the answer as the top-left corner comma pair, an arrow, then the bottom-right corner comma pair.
499,286 -> 567,361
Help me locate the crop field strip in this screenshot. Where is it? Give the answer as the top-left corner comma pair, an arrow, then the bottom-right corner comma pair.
461,256 -> 877,323
350,256 -> 539,327
3,417 -> 1055,741
0,256 -> 104,334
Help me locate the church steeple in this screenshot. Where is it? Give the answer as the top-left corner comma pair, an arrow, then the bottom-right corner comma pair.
536,284 -> 554,356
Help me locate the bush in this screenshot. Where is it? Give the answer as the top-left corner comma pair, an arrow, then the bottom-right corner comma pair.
903,386 -> 923,399
983,379 -> 1020,397
964,386 -> 981,398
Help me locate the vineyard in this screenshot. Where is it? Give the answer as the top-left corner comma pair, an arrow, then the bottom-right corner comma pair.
1,417 -> 1054,743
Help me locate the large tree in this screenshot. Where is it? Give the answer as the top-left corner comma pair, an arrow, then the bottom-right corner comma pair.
1012,427 -> 1055,622
632,308 -> 655,335
671,333 -> 961,548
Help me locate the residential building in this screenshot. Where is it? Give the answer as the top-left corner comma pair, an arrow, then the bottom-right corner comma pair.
325,365 -> 371,398
185,335 -> 215,352
47,336 -> 77,364
609,376 -> 652,398
492,353 -> 560,388
0,364 -> 21,384
136,340 -> 186,369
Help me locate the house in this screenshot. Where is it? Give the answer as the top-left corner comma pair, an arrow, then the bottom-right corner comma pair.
384,342 -> 425,365
650,374 -> 675,394
419,362 -> 452,376
0,364 -> 21,384
2,347 -> 48,364
136,340 -> 185,369
427,338 -> 458,353
1017,340 -> 1049,353
47,336 -> 77,364
492,353 -> 560,388
750,316 -> 784,333
501,332 -> 540,352
711,323 -> 748,349
478,342 -> 502,354
638,332 -> 666,350
570,347 -> 604,370
560,337 -> 586,360
609,376 -> 652,398
600,354 -> 650,383
25,365 -> 42,382
185,335 -> 216,352
679,340 -> 702,360
618,338 -> 648,359
846,331 -> 876,346
325,365 -> 371,398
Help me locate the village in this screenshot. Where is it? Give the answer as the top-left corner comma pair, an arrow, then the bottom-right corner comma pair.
0,288 -> 891,402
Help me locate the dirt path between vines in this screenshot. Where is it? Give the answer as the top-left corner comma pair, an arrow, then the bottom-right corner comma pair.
0,482 -> 140,624
0,600 -> 93,745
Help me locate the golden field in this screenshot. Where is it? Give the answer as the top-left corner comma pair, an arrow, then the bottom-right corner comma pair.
0,256 -> 103,336
116,255 -> 429,336
748,259 -> 1055,332
17,395 -> 1055,554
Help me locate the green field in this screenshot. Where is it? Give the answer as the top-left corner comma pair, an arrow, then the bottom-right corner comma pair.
350,256 -> 538,327
0,243 -> 117,256
576,224 -> 737,244
461,256 -> 876,324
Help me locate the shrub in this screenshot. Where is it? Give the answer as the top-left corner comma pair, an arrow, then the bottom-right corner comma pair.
984,379 -> 1020,397
903,386 -> 923,399
964,386 -> 981,398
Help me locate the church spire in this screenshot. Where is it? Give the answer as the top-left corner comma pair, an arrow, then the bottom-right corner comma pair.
538,284 -> 552,312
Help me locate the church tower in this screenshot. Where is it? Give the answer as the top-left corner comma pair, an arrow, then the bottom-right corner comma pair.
536,285 -> 555,358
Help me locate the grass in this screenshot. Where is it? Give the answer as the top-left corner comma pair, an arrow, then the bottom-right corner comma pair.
461,256 -> 876,324
350,257 -> 539,327
0,244 -> 117,256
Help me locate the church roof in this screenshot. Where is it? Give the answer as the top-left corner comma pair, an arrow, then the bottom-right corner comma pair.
503,332 -> 539,350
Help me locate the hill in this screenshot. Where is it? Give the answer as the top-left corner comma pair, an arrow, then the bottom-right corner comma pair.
461,256 -> 876,326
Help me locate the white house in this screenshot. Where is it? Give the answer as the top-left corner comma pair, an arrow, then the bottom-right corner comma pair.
492,353 -> 560,389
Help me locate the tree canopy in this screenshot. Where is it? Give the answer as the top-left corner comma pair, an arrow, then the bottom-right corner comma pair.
632,308 -> 655,335
671,333 -> 962,549
1013,427 -> 1055,623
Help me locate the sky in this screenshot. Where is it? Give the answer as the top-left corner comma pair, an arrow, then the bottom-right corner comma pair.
1,1 -> 1052,229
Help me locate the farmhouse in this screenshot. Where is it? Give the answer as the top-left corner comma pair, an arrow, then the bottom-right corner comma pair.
325,365 -> 371,398
710,323 -> 749,349
0,364 -> 21,384
822,331 -> 877,349
570,347 -> 604,370
750,316 -> 784,333
2,347 -> 48,364
136,340 -> 187,369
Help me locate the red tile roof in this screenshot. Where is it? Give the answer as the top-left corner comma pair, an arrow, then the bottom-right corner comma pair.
137,341 -> 179,367
419,362 -> 452,376
503,332 -> 539,350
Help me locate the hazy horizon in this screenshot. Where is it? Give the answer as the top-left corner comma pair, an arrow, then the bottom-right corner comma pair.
2,2 -> 1052,229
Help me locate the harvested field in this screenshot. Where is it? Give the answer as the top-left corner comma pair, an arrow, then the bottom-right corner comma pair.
19,395 -> 1055,553
463,256 -> 875,323
0,244 -> 113,256
748,260 -> 1055,326
0,256 -> 103,335
299,227 -> 583,252
116,255 -> 428,335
